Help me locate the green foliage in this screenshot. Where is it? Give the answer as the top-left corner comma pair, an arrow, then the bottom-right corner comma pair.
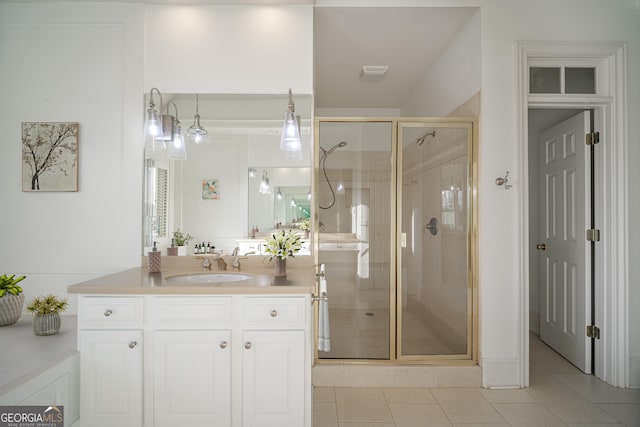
0,274 -> 26,298
296,218 -> 311,231
172,229 -> 193,246
26,294 -> 69,315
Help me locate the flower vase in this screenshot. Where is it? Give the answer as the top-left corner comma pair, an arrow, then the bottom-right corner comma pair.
0,293 -> 24,326
33,313 -> 61,336
274,258 -> 287,277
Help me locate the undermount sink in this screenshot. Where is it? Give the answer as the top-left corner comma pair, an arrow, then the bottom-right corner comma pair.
165,273 -> 252,284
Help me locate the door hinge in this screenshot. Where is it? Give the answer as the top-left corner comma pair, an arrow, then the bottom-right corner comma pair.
587,325 -> 600,339
586,229 -> 600,242
586,132 -> 600,145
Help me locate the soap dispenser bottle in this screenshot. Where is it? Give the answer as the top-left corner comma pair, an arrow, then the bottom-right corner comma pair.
148,241 -> 161,272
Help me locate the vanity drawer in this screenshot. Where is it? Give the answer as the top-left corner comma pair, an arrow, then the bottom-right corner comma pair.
243,297 -> 306,327
149,296 -> 232,329
79,296 -> 144,329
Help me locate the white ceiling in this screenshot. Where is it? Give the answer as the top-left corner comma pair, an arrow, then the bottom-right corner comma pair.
314,7 -> 478,109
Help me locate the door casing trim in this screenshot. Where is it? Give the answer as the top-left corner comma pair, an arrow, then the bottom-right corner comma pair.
515,41 -> 629,387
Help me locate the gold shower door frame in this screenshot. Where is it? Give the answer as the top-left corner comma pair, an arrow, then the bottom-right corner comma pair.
313,118 -> 478,365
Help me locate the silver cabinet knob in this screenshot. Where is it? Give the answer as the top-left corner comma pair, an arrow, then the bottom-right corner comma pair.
104,309 -> 113,317
128,341 -> 137,349
270,310 -> 278,317
244,342 -> 252,349
536,243 -> 547,251
219,341 -> 227,349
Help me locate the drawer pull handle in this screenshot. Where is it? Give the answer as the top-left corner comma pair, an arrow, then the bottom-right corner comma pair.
104,309 -> 113,317
129,341 -> 137,349
244,342 -> 252,349
270,310 -> 278,317
219,341 -> 227,349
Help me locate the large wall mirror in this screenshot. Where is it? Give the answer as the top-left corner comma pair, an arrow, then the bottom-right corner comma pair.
143,94 -> 312,256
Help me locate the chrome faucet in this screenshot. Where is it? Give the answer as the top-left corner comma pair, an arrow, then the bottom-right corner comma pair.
231,250 -> 255,271
217,256 -> 227,271
202,257 -> 212,270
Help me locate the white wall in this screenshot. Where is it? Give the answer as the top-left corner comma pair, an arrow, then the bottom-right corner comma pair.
1,0 -> 637,388
144,5 -> 314,95
401,9 -> 481,117
0,3 -> 145,315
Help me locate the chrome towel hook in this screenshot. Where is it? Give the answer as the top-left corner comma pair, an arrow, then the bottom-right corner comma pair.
495,171 -> 512,189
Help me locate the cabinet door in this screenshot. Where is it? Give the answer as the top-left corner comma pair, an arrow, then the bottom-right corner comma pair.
79,330 -> 142,427
242,330 -> 305,427
154,330 -> 232,427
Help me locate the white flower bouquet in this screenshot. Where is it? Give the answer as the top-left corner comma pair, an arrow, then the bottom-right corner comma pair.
264,229 -> 302,260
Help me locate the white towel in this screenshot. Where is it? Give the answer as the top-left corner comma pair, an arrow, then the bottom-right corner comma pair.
318,264 -> 331,352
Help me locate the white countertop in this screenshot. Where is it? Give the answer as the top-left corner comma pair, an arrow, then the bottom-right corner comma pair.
0,315 -> 77,397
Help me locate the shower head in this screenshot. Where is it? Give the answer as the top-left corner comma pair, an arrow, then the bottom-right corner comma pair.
415,130 -> 436,146
321,140 -> 348,157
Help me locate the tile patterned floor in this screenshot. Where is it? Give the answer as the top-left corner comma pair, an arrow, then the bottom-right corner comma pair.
314,334 -> 640,426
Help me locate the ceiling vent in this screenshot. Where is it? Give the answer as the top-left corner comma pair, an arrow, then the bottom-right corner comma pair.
360,65 -> 389,81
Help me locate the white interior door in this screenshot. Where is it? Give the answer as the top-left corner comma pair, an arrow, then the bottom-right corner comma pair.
538,111 -> 591,373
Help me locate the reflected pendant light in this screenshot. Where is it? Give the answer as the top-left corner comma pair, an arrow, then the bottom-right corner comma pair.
187,94 -> 209,144
259,170 -> 270,194
276,187 -> 283,201
280,88 -> 302,159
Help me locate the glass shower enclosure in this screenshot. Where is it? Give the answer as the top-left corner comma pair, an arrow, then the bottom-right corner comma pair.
315,118 -> 477,363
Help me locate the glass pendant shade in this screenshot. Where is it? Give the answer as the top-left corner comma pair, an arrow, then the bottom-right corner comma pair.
280,111 -> 301,151
145,88 -> 167,151
276,188 -> 283,201
280,89 -> 303,159
259,170 -> 270,194
168,122 -> 187,160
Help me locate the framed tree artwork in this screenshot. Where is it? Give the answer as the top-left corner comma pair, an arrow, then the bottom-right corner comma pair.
22,122 -> 79,192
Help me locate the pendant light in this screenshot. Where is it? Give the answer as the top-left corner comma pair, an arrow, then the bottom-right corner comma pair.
145,87 -> 167,151
187,94 -> 209,144
276,187 -> 283,201
280,88 -> 302,159
167,102 -> 187,160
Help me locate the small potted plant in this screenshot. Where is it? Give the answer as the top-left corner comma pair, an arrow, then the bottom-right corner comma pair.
26,294 -> 69,336
172,229 -> 193,256
297,218 -> 311,239
264,229 -> 302,277
0,274 -> 26,327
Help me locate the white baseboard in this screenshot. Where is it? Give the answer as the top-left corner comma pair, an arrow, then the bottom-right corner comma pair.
481,357 -> 520,388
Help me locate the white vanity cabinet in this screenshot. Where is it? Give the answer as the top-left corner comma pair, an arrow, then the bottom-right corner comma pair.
77,293 -> 311,427
77,296 -> 144,427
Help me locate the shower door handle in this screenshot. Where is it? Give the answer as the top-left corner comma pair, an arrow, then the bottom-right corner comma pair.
424,217 -> 439,235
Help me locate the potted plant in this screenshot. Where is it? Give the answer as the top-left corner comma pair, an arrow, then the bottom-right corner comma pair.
26,294 -> 69,336
297,218 -> 311,239
0,274 -> 26,326
264,229 -> 302,277
172,229 -> 193,256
